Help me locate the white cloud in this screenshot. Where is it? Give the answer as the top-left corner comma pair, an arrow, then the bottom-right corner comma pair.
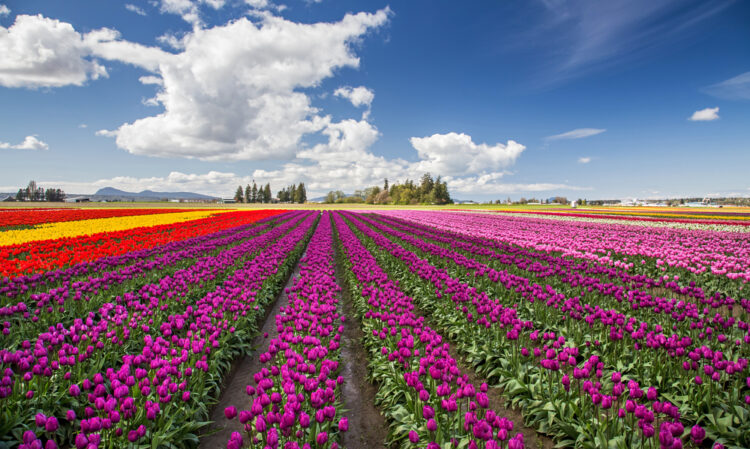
409,132 -> 525,177
95,129 -> 117,137
246,0 -> 270,9
0,5 -> 10,16
0,10 -> 390,162
334,86 -> 375,108
157,32 -> 185,50
0,14 -> 169,89
705,72 -> 750,100
0,135 -> 49,150
0,15 -> 109,88
688,107 -> 719,121
444,177 -> 588,195
78,123 -> 87,128
125,4 -> 147,16
156,0 -> 226,27
546,128 -> 606,141
85,28 -> 170,72
578,156 -> 591,163
100,8 -> 391,161
138,75 -> 163,86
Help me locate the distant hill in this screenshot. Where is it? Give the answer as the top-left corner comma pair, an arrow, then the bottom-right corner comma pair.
91,187 -> 217,201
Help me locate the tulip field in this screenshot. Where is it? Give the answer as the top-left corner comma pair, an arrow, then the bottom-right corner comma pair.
1,207 -> 749,449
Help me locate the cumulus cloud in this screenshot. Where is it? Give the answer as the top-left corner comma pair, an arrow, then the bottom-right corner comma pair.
101,8 -> 391,161
704,71 -> 750,100
0,15 -> 109,88
409,132 -> 525,177
0,10 -> 391,161
334,86 -> 375,108
689,107 -> 719,121
546,128 -> 606,141
0,14 -> 170,89
0,135 -> 49,150
0,5 -> 10,16
125,4 -> 147,16
578,156 -> 591,163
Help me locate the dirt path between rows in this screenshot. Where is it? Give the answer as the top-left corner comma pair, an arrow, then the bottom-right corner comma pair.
199,259 -> 301,448
337,265 -> 389,449
200,231 -> 389,449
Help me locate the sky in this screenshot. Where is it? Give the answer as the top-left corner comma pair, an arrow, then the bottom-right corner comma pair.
0,0 -> 749,201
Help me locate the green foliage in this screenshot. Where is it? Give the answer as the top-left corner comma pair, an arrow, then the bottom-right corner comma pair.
323,174 -> 452,205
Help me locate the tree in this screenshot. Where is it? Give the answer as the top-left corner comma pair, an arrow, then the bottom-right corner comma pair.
263,183 -> 272,203
234,186 -> 244,203
365,186 -> 381,204
374,189 -> 390,204
419,173 -> 435,201
295,183 -> 306,203
244,184 -> 251,203
251,182 -> 259,203
16,188 -> 26,201
383,178 -> 388,192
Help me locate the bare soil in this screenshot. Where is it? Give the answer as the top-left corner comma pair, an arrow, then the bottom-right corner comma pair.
337,276 -> 389,449
201,242 -> 389,449
199,261 -> 300,448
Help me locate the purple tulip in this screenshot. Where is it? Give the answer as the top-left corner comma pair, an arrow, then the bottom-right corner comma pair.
35,414 -> 47,428
691,425 -> 706,444
224,406 -> 237,420
408,430 -> 419,443
45,417 -> 59,432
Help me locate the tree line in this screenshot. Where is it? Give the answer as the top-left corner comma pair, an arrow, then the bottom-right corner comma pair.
324,173 -> 452,205
6,181 -> 65,202
233,182 -> 307,204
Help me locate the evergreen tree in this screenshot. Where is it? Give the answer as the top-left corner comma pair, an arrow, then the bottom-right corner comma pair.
234,186 -> 244,203
295,182 -> 306,203
383,178 -> 388,191
251,182 -> 258,203
245,184 -> 251,203
419,173 -> 435,201
264,183 -> 272,203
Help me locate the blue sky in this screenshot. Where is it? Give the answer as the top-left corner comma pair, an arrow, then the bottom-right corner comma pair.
0,0 -> 748,200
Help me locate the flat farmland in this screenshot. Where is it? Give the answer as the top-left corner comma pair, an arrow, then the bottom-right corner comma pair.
1,206 -> 748,449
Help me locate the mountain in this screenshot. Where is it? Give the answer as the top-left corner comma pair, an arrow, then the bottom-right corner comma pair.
92,187 -> 217,201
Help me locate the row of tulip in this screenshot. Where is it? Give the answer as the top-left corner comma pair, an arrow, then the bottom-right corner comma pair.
341,212 -> 747,448
463,210 -> 750,234
381,210 -> 750,291
224,212 -> 349,449
1,212 -> 293,350
0,208 -> 204,229
0,210 -> 236,247
486,209 -> 750,228
334,212 -> 527,449
0,210 -> 285,278
1,211 -> 317,449
371,213 -> 749,324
